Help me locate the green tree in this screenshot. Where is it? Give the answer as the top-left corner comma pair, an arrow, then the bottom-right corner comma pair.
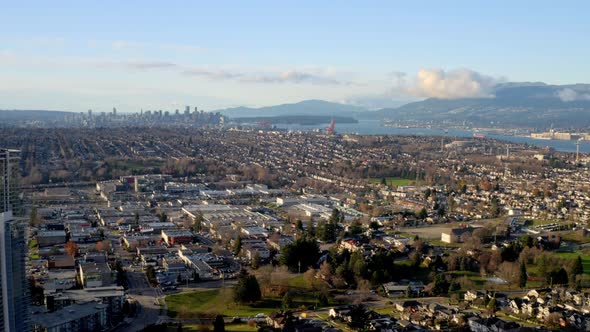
369,221 -> 380,230
233,270 -> 261,303
213,314 -> 225,332
348,220 -> 363,235
317,292 -> 329,307
234,236 -> 242,256
29,207 -> 41,226
448,196 -> 456,212
158,212 -> 168,223
416,207 -> 428,220
431,274 -> 450,295
572,256 -> 584,276
490,197 -> 501,217
519,261 -> 527,289
192,211 -> 204,232
279,237 -> 320,273
409,251 -> 422,268
251,251 -> 261,270
437,205 -> 446,217
306,219 -> 316,237
295,219 -> 303,232
281,292 -> 293,311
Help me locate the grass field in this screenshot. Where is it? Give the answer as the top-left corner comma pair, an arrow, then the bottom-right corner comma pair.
368,177 -> 412,186
177,323 -> 258,332
554,252 -> 590,274
166,288 -> 278,318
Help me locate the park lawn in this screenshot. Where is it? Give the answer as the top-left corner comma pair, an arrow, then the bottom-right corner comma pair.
368,177 -> 412,187
166,289 -> 278,319
287,275 -> 308,288
554,252 -> 590,274
180,323 -> 258,332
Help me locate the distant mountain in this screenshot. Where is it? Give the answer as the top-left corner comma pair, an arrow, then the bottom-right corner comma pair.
217,99 -> 367,118
365,83 -> 590,128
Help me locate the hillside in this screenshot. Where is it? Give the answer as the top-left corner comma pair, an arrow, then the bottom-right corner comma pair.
364,83 -> 590,128
217,99 -> 367,118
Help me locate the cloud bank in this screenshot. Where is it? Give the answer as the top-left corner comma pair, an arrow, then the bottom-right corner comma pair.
183,68 -> 350,85
392,68 -> 500,99
557,88 -> 590,102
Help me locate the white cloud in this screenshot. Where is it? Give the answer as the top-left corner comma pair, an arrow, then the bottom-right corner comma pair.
99,60 -> 178,70
557,88 -> 590,102
182,67 -> 350,85
392,68 -> 500,99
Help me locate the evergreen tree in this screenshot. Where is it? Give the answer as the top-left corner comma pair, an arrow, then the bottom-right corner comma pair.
213,314 -> 225,332
306,218 -> 316,237
519,261 -> 527,288
233,270 -> 261,303
281,292 -> 293,311
279,237 -> 320,273
234,236 -> 242,256
572,256 -> 584,276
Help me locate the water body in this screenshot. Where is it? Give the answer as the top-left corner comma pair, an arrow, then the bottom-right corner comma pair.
275,120 -> 589,153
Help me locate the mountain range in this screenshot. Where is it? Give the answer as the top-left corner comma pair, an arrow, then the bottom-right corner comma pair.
366,83 -> 590,127
216,83 -> 590,128
216,99 -> 366,118
3,82 -> 590,129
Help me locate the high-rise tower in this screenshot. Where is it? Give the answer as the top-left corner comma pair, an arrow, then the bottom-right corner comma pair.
0,148 -> 29,332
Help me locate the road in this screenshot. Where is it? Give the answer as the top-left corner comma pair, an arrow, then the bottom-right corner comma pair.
112,271 -> 166,332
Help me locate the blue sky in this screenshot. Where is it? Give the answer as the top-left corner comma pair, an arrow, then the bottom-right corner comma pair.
1,1 -> 589,112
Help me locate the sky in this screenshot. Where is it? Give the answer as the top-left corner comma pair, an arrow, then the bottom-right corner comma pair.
1,1 -> 589,112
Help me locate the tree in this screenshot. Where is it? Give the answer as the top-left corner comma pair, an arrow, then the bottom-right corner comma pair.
409,251 -> 422,268
64,241 -> 78,257
519,261 -> 527,289
306,219 -> 316,237
281,292 -> 293,311
369,221 -> 380,230
29,207 -> 42,226
295,219 -> 303,232
424,188 -> 432,200
233,270 -> 261,303
251,251 -> 261,270
348,220 -> 363,235
158,211 -> 168,223
490,197 -> 501,217
448,196 -> 456,212
548,268 -> 569,286
415,207 -> 428,220
437,205 -> 446,217
213,315 -> 225,332
317,292 -> 329,307
234,236 -> 242,256
431,274 -> 450,296
280,237 -> 320,273
572,256 -> 584,276
192,212 -> 203,232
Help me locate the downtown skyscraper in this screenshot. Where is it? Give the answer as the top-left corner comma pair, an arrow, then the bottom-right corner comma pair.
0,149 -> 29,332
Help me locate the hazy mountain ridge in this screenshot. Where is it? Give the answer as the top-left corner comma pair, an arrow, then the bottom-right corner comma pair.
216,99 -> 368,118
364,83 -> 590,127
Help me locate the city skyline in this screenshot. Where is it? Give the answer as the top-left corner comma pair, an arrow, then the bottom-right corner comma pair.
2,1 -> 590,112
